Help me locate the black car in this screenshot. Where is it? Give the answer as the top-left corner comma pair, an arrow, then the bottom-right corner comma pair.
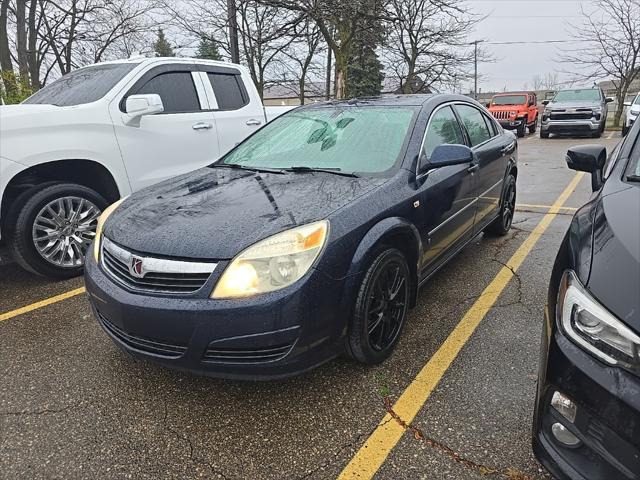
533,120 -> 640,478
85,95 -> 518,379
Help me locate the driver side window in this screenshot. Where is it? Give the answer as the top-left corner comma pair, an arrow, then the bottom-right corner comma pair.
422,106 -> 465,159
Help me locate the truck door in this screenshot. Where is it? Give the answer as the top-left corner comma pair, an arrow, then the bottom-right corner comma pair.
199,66 -> 267,156
110,62 -> 221,192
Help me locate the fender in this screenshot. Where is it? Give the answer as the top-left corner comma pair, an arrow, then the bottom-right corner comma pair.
336,217 -> 423,327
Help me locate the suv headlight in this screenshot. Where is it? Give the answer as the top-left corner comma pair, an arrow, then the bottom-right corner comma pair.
212,220 -> 329,299
558,270 -> 640,367
93,198 -> 126,262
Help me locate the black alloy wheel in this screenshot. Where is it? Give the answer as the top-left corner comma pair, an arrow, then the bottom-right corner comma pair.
485,174 -> 517,236
348,249 -> 410,364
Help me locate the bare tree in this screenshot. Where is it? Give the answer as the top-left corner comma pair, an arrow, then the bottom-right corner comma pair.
259,0 -> 388,99
531,74 -> 543,91
560,0 -> 640,126
384,0 -> 477,94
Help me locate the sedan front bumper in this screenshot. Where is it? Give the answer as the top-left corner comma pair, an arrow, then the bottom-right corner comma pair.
85,253 -> 348,380
533,310 -> 640,479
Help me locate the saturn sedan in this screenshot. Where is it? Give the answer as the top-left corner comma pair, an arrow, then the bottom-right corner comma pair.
533,119 -> 640,478
85,94 -> 518,379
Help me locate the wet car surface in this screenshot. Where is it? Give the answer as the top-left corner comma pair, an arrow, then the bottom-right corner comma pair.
0,132 -> 623,479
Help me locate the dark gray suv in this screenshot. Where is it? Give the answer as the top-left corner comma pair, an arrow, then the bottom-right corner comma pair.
541,88 -> 613,138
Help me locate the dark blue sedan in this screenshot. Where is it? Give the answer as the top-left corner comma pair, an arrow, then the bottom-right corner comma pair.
85,94 -> 518,379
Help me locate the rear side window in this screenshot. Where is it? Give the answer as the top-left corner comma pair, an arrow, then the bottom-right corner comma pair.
422,106 -> 465,158
456,104 -> 492,146
207,73 -> 247,110
135,72 -> 200,113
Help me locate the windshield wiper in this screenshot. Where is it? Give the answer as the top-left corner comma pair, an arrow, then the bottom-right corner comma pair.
284,166 -> 360,178
626,174 -> 640,182
210,163 -> 285,174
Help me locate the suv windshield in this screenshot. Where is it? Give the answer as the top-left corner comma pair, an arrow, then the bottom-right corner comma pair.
23,63 -> 139,107
218,106 -> 417,174
492,95 -> 527,106
553,89 -> 601,102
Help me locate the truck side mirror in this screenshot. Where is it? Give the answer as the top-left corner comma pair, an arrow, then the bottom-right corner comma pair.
542,100 -> 550,106
605,97 -> 614,103
566,145 -> 607,191
125,94 -> 164,125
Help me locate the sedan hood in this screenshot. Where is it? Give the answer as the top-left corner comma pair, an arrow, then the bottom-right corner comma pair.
105,167 -> 387,259
588,185 -> 640,331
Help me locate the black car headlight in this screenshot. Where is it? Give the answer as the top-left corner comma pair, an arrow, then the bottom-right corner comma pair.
557,270 -> 640,367
211,220 -> 329,299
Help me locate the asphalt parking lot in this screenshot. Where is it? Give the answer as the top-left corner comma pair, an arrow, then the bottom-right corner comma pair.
0,131 -> 623,480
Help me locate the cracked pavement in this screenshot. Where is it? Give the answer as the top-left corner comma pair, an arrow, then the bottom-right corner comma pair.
0,134 -> 621,479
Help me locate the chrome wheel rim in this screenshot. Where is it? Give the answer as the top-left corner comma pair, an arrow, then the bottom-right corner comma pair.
32,196 -> 101,268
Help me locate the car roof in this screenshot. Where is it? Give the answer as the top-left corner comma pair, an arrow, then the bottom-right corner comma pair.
298,94 -> 477,109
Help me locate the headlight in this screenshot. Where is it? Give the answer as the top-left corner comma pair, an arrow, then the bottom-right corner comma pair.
544,108 -> 551,115
630,108 -> 640,117
557,270 -> 640,367
592,107 -> 602,115
212,220 -> 329,299
93,198 -> 126,262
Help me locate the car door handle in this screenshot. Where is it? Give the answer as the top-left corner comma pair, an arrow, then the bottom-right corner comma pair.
246,119 -> 262,126
192,122 -> 213,131
467,163 -> 480,173
501,142 -> 516,154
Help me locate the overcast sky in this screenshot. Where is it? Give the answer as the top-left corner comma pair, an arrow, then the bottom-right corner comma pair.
466,0 -> 600,92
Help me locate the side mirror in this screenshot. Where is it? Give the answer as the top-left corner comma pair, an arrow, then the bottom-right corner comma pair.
605,97 -> 614,103
542,100 -> 550,106
125,94 -> 164,124
566,145 -> 607,191
423,144 -> 474,173
624,101 -> 632,107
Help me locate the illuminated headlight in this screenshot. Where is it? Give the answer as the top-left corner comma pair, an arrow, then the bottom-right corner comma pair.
558,270 -> 640,367
93,198 -> 126,262
212,220 -> 328,299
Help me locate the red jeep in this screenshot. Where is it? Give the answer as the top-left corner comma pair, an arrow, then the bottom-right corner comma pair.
488,92 -> 539,137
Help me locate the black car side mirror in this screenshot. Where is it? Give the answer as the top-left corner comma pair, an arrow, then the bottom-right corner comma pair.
566,145 -> 607,191
422,145 -> 474,173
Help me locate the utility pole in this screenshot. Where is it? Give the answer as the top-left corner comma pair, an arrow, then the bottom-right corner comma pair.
471,40 -> 484,100
227,0 -> 240,64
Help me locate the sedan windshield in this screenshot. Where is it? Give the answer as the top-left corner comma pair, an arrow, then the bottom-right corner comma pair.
23,63 -> 139,107
219,106 -> 417,174
553,89 -> 601,102
492,95 -> 526,105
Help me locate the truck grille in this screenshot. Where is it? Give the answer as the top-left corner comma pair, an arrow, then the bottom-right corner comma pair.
101,237 -> 216,294
491,111 -> 512,120
549,109 -> 593,121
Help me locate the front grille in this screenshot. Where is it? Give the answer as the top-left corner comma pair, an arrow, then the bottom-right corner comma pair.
491,111 -> 512,120
550,109 -> 593,121
203,343 -> 294,364
101,238 -> 216,294
98,312 -> 187,357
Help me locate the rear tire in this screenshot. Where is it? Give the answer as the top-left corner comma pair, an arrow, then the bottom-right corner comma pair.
347,248 -> 411,365
485,174 -> 516,237
8,182 -> 108,279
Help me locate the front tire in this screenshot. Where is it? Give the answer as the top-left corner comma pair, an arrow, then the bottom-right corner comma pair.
516,119 -> 527,138
622,124 -> 629,137
347,248 -> 411,365
528,116 -> 538,134
540,130 -> 550,139
8,183 -> 107,278
485,174 -> 516,237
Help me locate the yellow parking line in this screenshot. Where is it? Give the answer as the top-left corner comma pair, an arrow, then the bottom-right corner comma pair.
517,203 -> 578,212
337,172 -> 585,480
0,287 -> 86,323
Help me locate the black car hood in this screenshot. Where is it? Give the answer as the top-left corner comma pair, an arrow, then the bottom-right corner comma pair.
105,168 -> 387,259
588,185 -> 640,331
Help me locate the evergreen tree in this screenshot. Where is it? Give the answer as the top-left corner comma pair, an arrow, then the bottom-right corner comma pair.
153,29 -> 175,57
345,13 -> 384,98
196,37 -> 222,61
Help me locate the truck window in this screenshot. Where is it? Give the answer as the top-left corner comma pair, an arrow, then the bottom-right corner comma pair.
456,104 -> 492,146
136,72 -> 200,114
207,73 -> 247,110
23,63 -> 138,107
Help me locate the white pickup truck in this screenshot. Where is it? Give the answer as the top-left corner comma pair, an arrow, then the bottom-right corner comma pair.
0,56 -> 293,278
